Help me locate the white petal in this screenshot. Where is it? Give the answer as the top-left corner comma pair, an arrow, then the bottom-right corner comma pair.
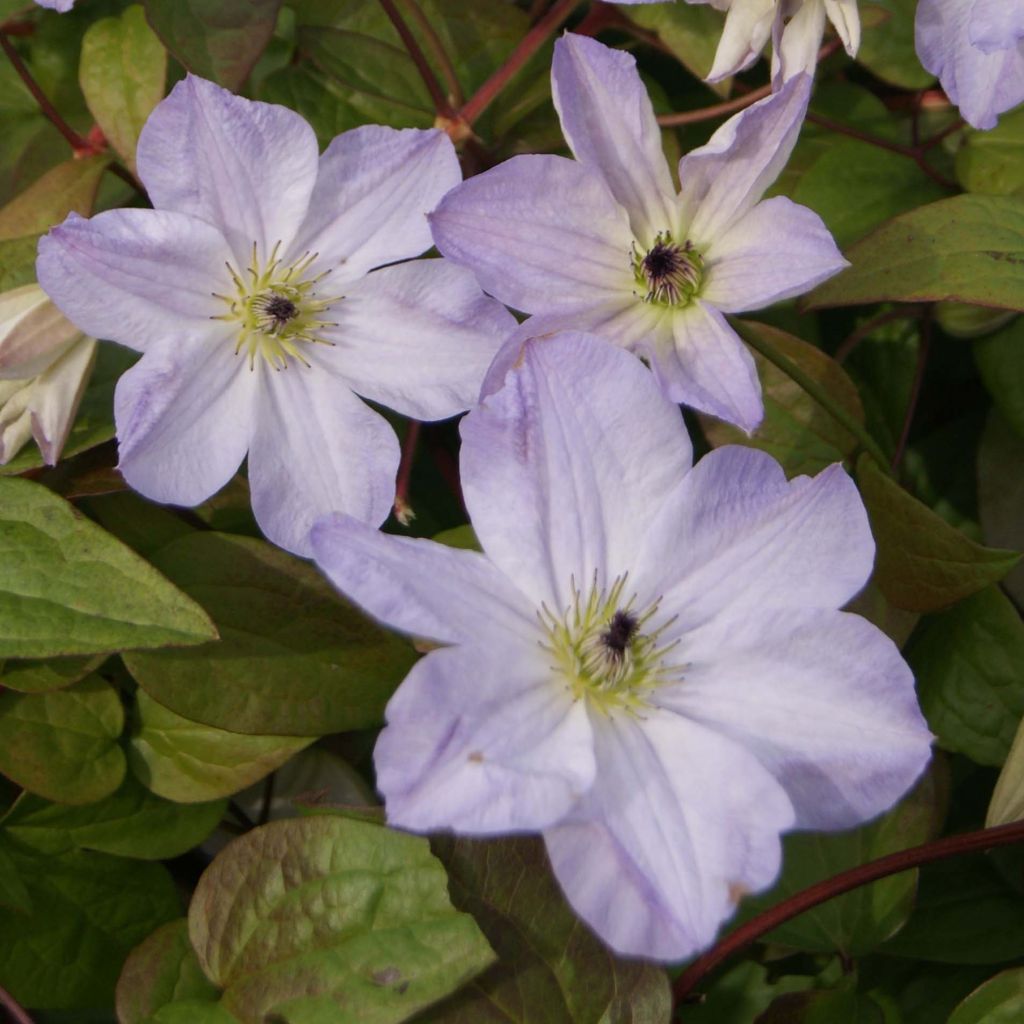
633,448 -> 874,628
247,364 -> 399,556
36,209 -> 231,352
29,337 -> 96,465
0,285 -> 81,379
323,259 -> 514,421
460,331 -> 692,610
708,0 -> 778,81
136,75 -> 319,263
702,196 -> 848,312
642,301 -> 763,432
376,646 -> 595,834
825,0 -> 861,55
772,0 -> 827,82
680,73 -> 812,240
552,33 -> 678,243
115,333 -> 256,506
310,513 -> 539,648
545,709 -> 794,961
658,608 -> 933,830
429,154 -> 636,315
0,383 -> 33,463
290,126 -> 460,282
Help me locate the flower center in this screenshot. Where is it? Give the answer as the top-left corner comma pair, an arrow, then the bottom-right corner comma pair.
212,242 -> 342,370
632,231 -> 704,307
538,574 -> 682,714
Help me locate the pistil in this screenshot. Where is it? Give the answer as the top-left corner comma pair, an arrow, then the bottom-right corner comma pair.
632,232 -> 704,307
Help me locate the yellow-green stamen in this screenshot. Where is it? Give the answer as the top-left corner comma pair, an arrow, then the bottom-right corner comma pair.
632,231 -> 704,308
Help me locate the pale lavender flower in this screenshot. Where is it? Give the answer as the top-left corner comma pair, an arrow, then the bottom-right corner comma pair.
311,331 -> 933,961
37,75 -> 514,555
33,0 -> 76,10
430,34 -> 846,434
916,0 -> 1024,130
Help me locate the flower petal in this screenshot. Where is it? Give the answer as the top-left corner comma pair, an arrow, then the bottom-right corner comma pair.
680,73 -> 812,240
310,513 -> 540,648
36,209 -> 231,352
707,0 -> 777,81
825,0 -> 862,54
641,301 -> 762,432
633,448 -> 874,627
772,0 -> 826,81
552,33 -> 678,243
429,154 -> 635,315
545,709 -> 794,961
136,75 -> 319,262
702,196 -> 848,313
461,331 -> 692,609
969,0 -> 1024,55
115,332 -> 256,506
376,646 -> 595,834
247,365 -> 399,555
290,126 -> 460,282
30,337 -> 96,465
322,259 -> 514,421
657,608 -> 933,830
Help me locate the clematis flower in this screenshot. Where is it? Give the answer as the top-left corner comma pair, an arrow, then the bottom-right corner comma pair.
617,0 -> 861,82
37,75 -> 514,555
430,34 -> 846,434
33,0 -> 76,10
0,284 -> 96,465
311,331 -> 933,961
916,0 -> 1024,130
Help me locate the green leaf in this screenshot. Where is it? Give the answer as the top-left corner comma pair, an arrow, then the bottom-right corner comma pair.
957,109 -> 1024,199
856,454 -> 1020,612
128,690 -> 312,803
680,962 -> 813,1024
908,586 -> 1024,766
1,774 -> 225,858
977,412 -> 1024,606
756,988 -> 886,1024
0,154 -> 109,240
257,65 -> 365,146
988,716 -> 1024,826
0,833 -> 31,913
806,196 -> 1024,311
116,919 -> 221,1024
701,321 -> 865,476
0,674 -> 126,804
188,816 -> 495,1023
0,653 -> 104,693
79,5 -> 167,173
0,846 -> 180,1010
0,476 -> 217,658
417,835 -> 671,1024
975,316 -> 1024,440
947,969 -> 1024,1024
856,0 -> 934,88
122,532 -> 415,736
143,0 -> 284,91
736,770 -> 944,957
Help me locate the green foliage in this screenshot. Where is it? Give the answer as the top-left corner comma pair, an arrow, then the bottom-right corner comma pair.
947,969 -> 1024,1024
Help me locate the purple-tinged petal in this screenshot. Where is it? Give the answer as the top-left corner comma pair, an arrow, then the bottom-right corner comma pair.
916,0 -> 1024,130
658,608 -> 933,830
772,0 -> 826,81
641,301 -> 762,432
429,154 -> 635,315
37,210 -> 231,352
376,646 -> 595,834
34,0 -> 76,9
825,0 -> 861,54
0,285 -> 81,380
310,513 -> 539,648
545,710 -> 794,961
633,449 -> 874,628
460,331 -> 692,610
680,73 -> 811,240
552,34 -> 678,243
115,332 -> 255,506
969,0 -> 1024,55
136,75 -> 319,263
30,337 -> 96,466
247,364 -> 399,556
707,0 -> 777,81
702,196 -> 848,313
290,127 -> 460,283
323,259 -> 514,421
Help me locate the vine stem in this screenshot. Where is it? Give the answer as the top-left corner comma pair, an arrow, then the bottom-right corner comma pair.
394,420 -> 422,526
458,0 -> 580,127
738,327 -> 893,474
378,0 -> 453,117
834,306 -> 925,364
398,0 -> 463,106
0,985 -> 35,1024
673,818 -> 1024,1008
891,308 -> 932,472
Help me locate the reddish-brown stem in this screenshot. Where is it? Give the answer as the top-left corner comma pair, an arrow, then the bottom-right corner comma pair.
891,309 -> 932,472
394,420 -> 422,525
378,0 -> 454,117
0,31 -> 91,153
458,0 -> 580,127
920,116 -> 965,151
398,0 -> 464,106
834,306 -> 926,364
673,818 -> 1024,1008
0,985 -> 35,1024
